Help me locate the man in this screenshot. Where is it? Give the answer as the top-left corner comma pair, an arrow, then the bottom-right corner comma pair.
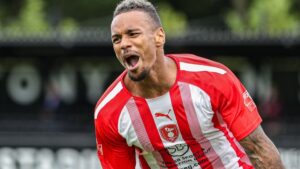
94,0 -> 284,168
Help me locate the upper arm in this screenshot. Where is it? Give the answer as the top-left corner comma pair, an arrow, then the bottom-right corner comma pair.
217,69 -> 262,140
239,125 -> 284,169
213,67 -> 283,168
239,125 -> 273,154
95,119 -> 136,169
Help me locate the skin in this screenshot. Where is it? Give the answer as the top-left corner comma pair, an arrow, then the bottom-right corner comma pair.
111,11 -> 177,98
239,126 -> 285,169
111,10 -> 284,168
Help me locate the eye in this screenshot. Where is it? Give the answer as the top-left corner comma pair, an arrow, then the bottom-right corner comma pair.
129,32 -> 140,37
112,36 -> 121,44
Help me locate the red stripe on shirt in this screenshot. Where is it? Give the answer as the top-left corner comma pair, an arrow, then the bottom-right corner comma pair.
126,98 -> 156,152
134,98 -> 178,169
170,84 -> 213,169
135,148 -> 151,169
126,98 -> 161,168
178,82 -> 226,168
212,112 -> 254,168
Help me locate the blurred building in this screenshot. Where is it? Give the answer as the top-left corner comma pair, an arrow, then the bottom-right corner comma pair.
0,29 -> 299,168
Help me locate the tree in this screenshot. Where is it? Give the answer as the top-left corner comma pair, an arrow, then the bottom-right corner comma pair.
0,0 -> 78,37
226,0 -> 299,36
158,2 -> 188,37
4,0 -> 50,36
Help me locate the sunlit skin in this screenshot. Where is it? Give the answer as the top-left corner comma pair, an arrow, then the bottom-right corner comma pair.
111,11 -> 177,98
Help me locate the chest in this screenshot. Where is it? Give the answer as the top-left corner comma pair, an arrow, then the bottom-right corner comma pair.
120,83 -> 216,152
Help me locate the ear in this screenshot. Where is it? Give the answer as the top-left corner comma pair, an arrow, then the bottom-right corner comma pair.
155,27 -> 165,47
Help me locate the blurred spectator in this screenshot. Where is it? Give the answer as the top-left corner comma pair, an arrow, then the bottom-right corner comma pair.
261,85 -> 283,137
39,80 -> 61,131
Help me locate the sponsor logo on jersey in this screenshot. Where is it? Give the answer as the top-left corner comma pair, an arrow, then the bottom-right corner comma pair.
243,90 -> 256,112
167,144 -> 190,157
97,143 -> 103,156
159,124 -> 179,142
155,109 -> 172,121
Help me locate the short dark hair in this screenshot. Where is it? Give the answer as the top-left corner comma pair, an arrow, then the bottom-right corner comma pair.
113,0 -> 162,28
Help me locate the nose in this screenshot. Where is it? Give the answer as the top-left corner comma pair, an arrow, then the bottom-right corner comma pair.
120,36 -> 131,51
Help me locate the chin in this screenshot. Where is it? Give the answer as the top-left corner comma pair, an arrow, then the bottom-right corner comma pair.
128,70 -> 148,82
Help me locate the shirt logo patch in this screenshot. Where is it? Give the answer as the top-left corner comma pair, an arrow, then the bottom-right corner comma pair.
155,109 -> 172,121
243,91 -> 256,112
97,143 -> 103,156
167,144 -> 190,157
159,124 -> 179,142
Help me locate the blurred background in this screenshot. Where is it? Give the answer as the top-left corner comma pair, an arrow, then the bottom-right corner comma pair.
0,0 -> 299,168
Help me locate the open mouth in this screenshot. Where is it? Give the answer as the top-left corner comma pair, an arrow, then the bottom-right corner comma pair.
125,55 -> 140,70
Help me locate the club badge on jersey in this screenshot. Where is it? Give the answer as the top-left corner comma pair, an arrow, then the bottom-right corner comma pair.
243,90 -> 256,112
159,124 -> 179,142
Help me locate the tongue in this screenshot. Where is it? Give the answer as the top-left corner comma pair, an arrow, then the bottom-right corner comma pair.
128,56 -> 139,68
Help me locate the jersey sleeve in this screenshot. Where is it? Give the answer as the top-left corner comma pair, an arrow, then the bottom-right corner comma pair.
95,119 -> 136,169
218,70 -> 262,141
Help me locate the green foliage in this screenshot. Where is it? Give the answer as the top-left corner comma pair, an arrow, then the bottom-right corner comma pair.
0,4 -> 5,20
20,0 -> 49,33
0,0 -> 188,38
46,0 -> 118,26
58,18 -> 78,37
226,12 -> 246,34
158,2 -> 188,37
4,0 -> 50,36
0,0 -> 78,37
0,2 -> 8,33
226,0 -> 299,36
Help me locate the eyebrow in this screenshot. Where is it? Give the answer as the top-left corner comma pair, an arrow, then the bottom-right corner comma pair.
111,34 -> 120,39
111,28 -> 141,38
126,28 -> 140,34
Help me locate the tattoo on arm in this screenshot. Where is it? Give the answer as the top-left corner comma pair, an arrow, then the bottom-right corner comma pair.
239,126 -> 285,169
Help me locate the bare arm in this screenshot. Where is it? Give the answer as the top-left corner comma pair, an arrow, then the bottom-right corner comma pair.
239,125 -> 284,169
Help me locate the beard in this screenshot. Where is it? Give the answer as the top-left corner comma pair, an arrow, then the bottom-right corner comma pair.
128,69 -> 149,82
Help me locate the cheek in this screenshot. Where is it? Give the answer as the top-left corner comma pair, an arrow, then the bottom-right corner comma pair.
144,42 -> 157,57
141,37 -> 156,53
113,47 -> 123,65
116,55 -> 123,64
113,45 -> 120,54
113,46 -> 122,57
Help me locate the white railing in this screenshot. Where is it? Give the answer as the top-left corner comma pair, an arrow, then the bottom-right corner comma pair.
0,147 -> 298,169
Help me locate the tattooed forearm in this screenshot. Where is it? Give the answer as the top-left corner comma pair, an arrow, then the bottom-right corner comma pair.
239,126 -> 284,169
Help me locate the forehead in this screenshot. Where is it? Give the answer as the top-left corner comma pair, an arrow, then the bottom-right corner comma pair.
111,11 -> 154,32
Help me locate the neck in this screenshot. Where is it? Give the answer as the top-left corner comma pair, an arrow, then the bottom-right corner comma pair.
124,54 -> 177,99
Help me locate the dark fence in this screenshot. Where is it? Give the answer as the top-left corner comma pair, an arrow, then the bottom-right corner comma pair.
0,30 -> 299,168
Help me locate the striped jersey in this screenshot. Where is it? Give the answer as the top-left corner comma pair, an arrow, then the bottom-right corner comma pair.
94,54 -> 262,169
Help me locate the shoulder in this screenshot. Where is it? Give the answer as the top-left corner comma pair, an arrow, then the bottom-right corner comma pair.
94,71 -> 130,121
169,53 -> 244,105
94,72 -> 133,144
167,53 -> 227,68
168,53 -> 234,84
168,53 -> 231,78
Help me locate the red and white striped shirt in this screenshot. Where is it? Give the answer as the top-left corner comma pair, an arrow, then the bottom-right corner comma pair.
94,54 -> 262,169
